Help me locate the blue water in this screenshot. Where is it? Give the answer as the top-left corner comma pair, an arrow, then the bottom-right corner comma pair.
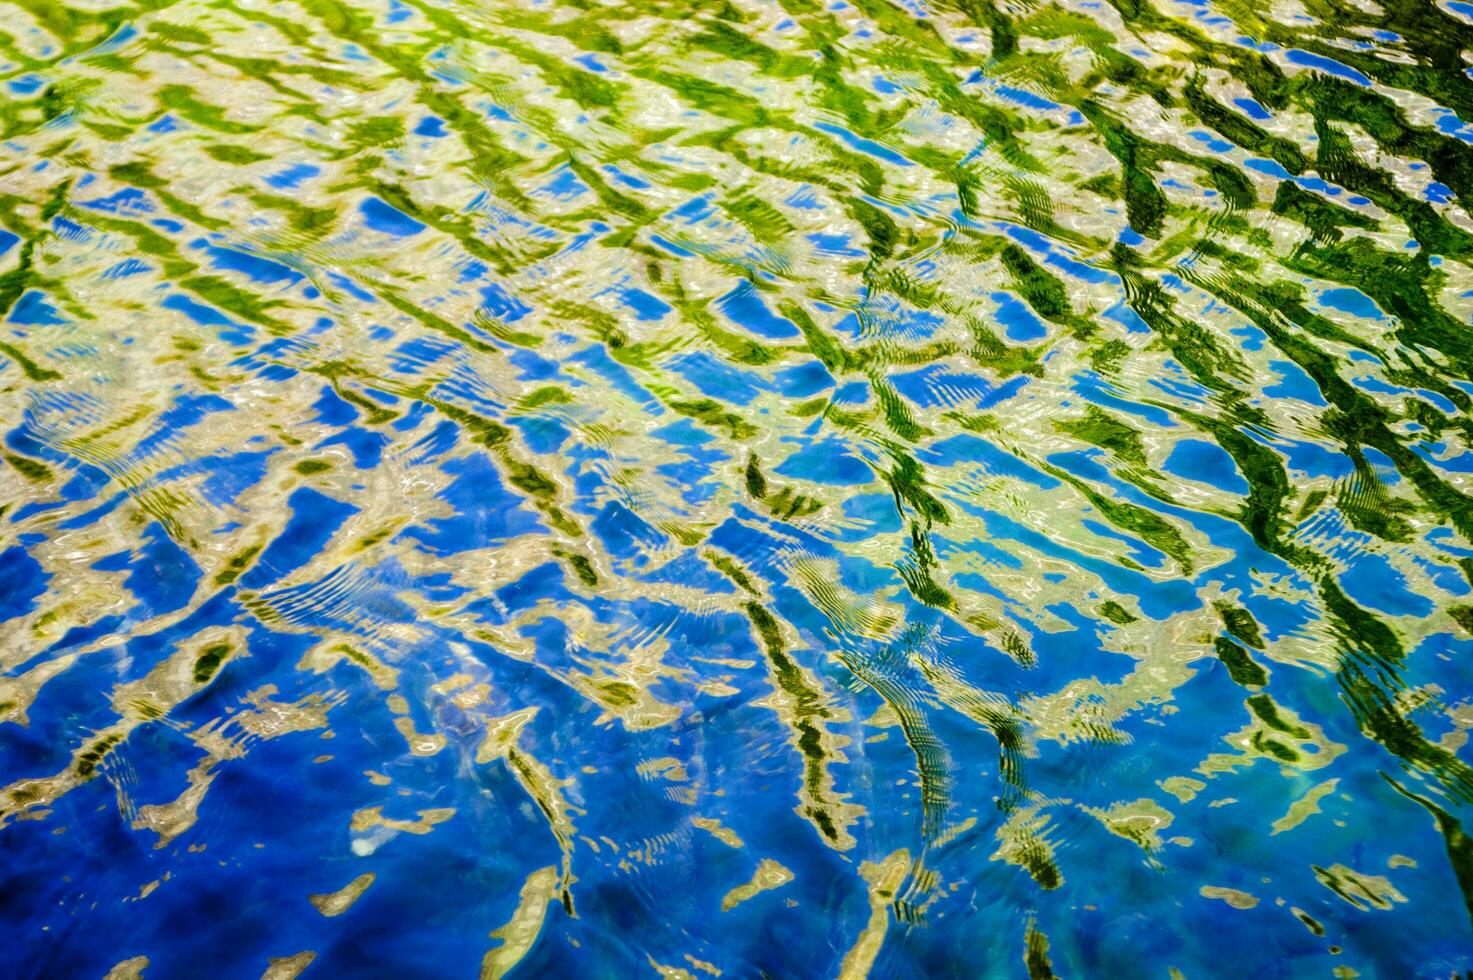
3,0 -> 1473,976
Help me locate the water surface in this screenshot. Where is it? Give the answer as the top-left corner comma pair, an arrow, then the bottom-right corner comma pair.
3,0 -> 1473,975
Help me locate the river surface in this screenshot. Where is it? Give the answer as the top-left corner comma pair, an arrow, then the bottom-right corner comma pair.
3,0 -> 1473,976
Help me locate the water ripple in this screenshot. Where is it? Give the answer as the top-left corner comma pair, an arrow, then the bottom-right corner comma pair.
3,0 -> 1473,975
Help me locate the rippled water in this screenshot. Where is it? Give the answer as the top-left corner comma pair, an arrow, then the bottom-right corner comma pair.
4,0 -> 1473,975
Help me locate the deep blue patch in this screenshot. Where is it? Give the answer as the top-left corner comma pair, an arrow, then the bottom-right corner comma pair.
8,291 -> 66,325
239,488 -> 359,589
398,454 -> 544,554
480,282 -> 532,322
1285,49 -> 1372,85
1162,439 -> 1250,494
265,164 -> 320,189
718,282 -> 801,340
360,197 -> 426,236
617,286 -> 671,321
0,546 -> 48,621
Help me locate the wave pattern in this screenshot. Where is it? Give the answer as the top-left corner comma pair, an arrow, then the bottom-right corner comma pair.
3,0 -> 1473,974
